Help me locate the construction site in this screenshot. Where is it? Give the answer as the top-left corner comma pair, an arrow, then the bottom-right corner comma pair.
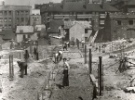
0,30 -> 135,100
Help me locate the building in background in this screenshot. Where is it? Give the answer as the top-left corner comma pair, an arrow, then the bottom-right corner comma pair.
110,0 -> 135,13
16,26 -> 34,43
97,12 -> 135,42
0,1 -> 31,30
30,9 -> 41,26
35,0 -> 119,32
64,21 -> 92,41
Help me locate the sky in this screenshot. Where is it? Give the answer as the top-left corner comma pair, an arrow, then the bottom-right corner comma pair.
0,0 -> 62,6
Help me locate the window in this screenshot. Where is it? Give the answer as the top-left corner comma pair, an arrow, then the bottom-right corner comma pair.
100,20 -> 104,24
28,34 -> 30,38
21,11 -> 24,15
26,11 -> 29,15
4,11 -> 7,15
9,18 -> 11,21
16,11 -> 19,15
4,18 -> 7,22
85,29 -> 88,33
23,35 -> 26,40
129,20 -> 133,25
117,20 -> 121,25
21,18 -> 24,22
36,18 -> 39,21
9,11 -> 12,15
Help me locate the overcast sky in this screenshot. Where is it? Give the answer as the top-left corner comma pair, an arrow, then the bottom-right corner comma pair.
0,0 -> 62,6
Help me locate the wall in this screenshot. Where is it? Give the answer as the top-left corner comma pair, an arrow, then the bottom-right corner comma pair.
111,17 -> 135,40
16,34 -> 23,43
31,9 -> 40,15
30,15 -> 41,25
69,23 -> 85,42
41,11 -> 104,31
30,32 -> 38,41
0,5 -> 31,30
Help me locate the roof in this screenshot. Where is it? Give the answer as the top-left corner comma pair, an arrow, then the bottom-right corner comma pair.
109,12 -> 135,19
47,19 -> 64,33
16,26 -> 34,33
125,0 -> 135,6
94,29 -> 105,43
41,2 -> 119,12
1,30 -> 15,40
111,0 -> 135,6
35,25 -> 46,31
64,21 -> 92,29
31,9 -> 40,15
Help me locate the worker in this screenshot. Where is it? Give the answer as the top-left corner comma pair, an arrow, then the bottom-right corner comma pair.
17,61 -> 28,78
17,50 -> 29,78
63,42 -> 68,51
62,58 -> 70,87
33,47 -> 38,60
54,51 -> 59,64
58,51 -> 63,62
63,58 -> 70,69
24,50 -> 29,63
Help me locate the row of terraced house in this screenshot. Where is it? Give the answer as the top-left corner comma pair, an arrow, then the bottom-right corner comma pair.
34,0 -> 135,42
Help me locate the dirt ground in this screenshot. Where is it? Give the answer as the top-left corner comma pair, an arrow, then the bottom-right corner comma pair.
90,51 -> 135,100
0,46 -> 94,100
1,42 -> 135,100
50,60 -> 93,100
0,58 -> 54,100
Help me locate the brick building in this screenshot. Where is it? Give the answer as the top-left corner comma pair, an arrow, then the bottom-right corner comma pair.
0,1 -> 31,30
111,0 -> 135,13
98,12 -> 135,42
35,0 -> 119,31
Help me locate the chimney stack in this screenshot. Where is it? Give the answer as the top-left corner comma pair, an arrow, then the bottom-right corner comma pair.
100,0 -> 105,8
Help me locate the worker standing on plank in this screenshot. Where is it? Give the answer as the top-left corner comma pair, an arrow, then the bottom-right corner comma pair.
62,58 -> 70,87
58,51 -> 63,62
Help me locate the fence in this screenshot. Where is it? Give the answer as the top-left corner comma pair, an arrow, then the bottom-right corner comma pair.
88,48 -> 104,97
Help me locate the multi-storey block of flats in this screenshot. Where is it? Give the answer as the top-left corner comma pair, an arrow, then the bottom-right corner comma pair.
0,1 -> 31,30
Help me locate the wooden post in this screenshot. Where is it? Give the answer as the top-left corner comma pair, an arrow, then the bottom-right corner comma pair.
89,49 -> 92,74
9,55 -> 11,80
9,54 -> 14,81
98,56 -> 103,96
84,45 -> 87,64
36,41 -> 39,60
11,55 -> 14,76
76,39 -> 79,49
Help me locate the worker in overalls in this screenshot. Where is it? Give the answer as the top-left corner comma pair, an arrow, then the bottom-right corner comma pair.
62,58 -> 70,87
18,50 -> 29,78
